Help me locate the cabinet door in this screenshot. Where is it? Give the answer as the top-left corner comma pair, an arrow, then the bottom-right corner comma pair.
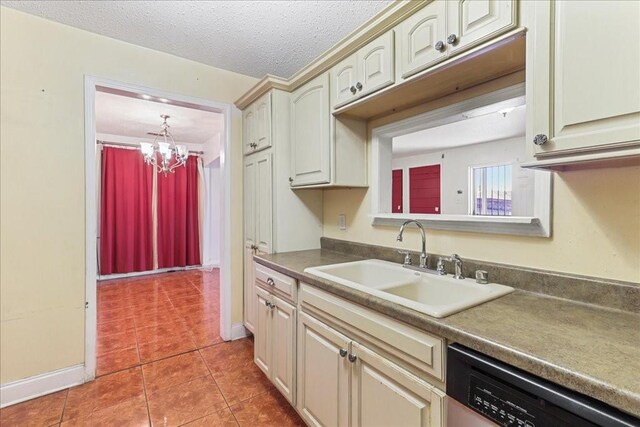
271,296 -> 296,404
397,0 -> 447,79
254,286 -> 272,376
530,1 -> 640,157
243,246 -> 256,334
356,30 -> 395,98
243,157 -> 256,248
446,0 -> 517,54
297,312 -> 350,427
351,342 -> 445,427
290,73 -> 331,186
330,55 -> 358,109
242,105 -> 256,155
255,153 -> 272,253
255,92 -> 272,151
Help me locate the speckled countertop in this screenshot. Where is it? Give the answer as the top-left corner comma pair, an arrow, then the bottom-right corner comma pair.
255,249 -> 640,418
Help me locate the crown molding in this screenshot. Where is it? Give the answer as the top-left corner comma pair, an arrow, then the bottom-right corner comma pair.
233,0 -> 428,110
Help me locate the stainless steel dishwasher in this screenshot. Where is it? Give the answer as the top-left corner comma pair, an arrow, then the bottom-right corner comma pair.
446,344 -> 640,427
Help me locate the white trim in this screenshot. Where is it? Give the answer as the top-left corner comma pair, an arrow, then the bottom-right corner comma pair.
370,83 -> 552,237
231,323 -> 249,340
84,76 -> 235,383
97,265 -> 203,282
0,365 -> 84,408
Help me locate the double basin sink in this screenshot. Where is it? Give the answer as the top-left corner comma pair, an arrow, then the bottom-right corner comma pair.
304,259 -> 514,318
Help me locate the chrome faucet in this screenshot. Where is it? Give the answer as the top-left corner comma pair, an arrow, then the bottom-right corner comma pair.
396,220 -> 428,269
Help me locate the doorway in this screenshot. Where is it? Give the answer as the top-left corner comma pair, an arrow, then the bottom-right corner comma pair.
84,76 -> 234,380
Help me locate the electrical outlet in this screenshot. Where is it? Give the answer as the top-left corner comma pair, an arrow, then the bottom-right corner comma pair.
338,214 -> 347,230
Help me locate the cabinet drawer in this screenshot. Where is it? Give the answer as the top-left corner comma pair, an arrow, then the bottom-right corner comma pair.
299,283 -> 444,382
255,263 -> 296,300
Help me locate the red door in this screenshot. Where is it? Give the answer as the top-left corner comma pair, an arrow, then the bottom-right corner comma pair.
392,169 -> 403,213
409,164 -> 441,214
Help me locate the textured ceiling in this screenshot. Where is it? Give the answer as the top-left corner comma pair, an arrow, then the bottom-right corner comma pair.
96,91 -> 223,145
1,0 -> 393,78
393,105 -> 526,157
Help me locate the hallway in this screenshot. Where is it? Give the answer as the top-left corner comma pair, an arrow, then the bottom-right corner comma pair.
0,270 -> 304,426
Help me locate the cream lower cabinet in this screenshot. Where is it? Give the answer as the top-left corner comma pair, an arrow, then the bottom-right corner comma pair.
254,280 -> 297,404
297,284 -> 445,427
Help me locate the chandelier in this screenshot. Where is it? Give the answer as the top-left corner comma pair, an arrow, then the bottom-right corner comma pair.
140,114 -> 188,175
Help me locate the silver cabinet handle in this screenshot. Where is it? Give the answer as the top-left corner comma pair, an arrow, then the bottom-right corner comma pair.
339,349 -> 348,358
435,41 -> 445,52
533,134 -> 548,146
350,86 -> 357,95
348,353 -> 357,363
356,82 -> 363,91
270,302 -> 275,310
264,300 -> 270,307
266,278 -> 275,286
447,34 -> 458,45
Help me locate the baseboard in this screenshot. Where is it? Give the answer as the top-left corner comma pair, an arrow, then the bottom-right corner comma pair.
0,364 -> 85,408
231,323 -> 249,340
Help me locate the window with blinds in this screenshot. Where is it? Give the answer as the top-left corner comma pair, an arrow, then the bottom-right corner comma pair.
472,164 -> 512,216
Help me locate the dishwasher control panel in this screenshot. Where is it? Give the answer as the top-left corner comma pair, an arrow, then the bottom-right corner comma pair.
469,372 -> 537,427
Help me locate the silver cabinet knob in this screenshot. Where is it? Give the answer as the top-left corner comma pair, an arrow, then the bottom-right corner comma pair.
447,34 -> 458,45
355,82 -> 363,91
289,177 -> 294,184
435,41 -> 445,52
348,353 -> 357,363
264,300 -> 270,307
266,278 -> 275,286
533,134 -> 548,146
339,349 -> 348,358
350,86 -> 357,95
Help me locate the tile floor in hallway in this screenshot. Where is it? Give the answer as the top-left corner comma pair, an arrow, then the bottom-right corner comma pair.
0,269 -> 304,426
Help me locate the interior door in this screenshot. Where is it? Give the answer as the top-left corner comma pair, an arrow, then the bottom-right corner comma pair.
297,312 -> 351,427
271,295 -> 296,404
397,0 -> 447,79
254,286 -> 272,377
409,164 -> 441,214
290,73 -> 331,186
351,342 -> 445,427
392,169 -> 404,213
446,0 -> 517,54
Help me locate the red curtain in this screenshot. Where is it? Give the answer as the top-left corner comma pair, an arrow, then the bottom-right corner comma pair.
100,147 -> 154,275
157,155 -> 201,268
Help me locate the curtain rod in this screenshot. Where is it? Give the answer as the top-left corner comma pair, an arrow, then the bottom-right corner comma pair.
96,140 -> 204,155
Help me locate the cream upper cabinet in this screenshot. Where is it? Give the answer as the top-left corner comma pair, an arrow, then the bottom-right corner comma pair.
243,158 -> 256,248
290,73 -> 331,186
356,30 -> 395,98
351,342 -> 445,427
297,312 -> 350,427
446,0 -> 517,54
396,0 -> 447,79
243,92 -> 272,155
528,0 -> 640,160
330,55 -> 358,109
330,31 -> 395,109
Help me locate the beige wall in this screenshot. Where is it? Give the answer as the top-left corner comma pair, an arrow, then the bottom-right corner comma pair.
0,7 -> 257,384
324,91 -> 640,284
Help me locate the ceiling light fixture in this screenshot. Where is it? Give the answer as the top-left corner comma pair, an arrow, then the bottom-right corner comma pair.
140,114 -> 188,175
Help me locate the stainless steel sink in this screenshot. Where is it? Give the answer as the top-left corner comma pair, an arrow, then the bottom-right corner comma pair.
304,259 -> 514,318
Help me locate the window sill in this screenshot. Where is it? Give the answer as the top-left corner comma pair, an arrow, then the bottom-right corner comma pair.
370,214 -> 550,237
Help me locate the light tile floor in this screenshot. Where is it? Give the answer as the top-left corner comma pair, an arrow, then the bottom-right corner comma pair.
0,269 -> 304,426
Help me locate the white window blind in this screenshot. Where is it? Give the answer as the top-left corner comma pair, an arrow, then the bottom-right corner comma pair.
472,164 -> 512,216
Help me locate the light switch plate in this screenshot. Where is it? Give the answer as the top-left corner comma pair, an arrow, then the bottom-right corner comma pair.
338,214 -> 347,230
